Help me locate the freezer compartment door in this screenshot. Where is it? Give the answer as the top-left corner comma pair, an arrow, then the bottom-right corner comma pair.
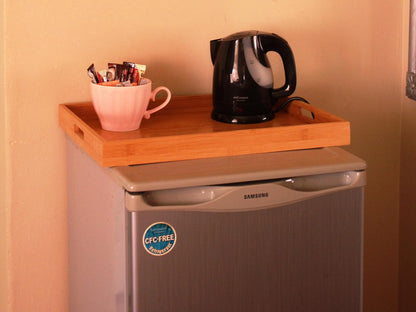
128,187 -> 363,312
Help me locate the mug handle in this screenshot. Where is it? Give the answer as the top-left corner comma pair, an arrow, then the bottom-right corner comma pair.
144,87 -> 171,119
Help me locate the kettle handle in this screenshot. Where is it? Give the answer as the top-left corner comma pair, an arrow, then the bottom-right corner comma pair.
258,34 -> 297,99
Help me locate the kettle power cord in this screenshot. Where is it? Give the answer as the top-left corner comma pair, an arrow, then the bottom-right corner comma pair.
273,96 -> 310,114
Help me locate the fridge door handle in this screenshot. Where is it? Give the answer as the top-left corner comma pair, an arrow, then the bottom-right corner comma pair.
278,171 -> 362,192
140,186 -> 232,207
125,170 -> 365,212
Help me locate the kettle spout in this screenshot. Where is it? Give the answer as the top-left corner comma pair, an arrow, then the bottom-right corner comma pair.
210,39 -> 220,65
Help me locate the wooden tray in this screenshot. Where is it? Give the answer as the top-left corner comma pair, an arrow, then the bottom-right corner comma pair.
59,95 -> 350,167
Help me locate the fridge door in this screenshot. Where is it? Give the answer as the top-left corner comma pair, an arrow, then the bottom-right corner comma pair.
127,172 -> 364,312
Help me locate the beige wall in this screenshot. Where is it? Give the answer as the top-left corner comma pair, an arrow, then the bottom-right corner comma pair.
1,0 -> 8,310
1,0 -> 405,311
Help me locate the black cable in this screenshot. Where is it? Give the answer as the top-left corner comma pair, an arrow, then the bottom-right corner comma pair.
273,96 -> 310,113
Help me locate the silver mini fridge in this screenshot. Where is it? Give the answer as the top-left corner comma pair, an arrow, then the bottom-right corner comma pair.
66,140 -> 366,312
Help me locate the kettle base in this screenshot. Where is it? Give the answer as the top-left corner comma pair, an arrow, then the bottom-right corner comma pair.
211,111 -> 274,124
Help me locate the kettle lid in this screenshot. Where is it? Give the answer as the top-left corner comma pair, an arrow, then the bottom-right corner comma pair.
219,30 -> 260,41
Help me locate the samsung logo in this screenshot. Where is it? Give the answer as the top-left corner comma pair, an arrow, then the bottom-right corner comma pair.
243,192 -> 269,200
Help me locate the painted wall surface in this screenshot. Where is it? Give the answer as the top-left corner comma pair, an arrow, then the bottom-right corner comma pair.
1,0 -> 9,310
1,0 -> 404,311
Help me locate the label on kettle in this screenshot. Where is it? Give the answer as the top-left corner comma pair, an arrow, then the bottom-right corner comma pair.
142,222 -> 177,256
232,95 -> 249,102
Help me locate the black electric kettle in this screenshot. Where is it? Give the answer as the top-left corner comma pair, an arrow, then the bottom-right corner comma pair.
210,30 -> 297,124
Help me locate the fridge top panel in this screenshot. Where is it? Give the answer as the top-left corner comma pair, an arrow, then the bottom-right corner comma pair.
108,147 -> 366,193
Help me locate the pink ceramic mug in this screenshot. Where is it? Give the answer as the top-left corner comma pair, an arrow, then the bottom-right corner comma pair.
90,78 -> 171,131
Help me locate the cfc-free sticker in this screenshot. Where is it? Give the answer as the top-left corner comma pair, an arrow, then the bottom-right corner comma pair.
143,222 -> 176,256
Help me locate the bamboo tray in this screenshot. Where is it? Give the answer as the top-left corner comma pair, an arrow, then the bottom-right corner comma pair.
59,95 -> 350,167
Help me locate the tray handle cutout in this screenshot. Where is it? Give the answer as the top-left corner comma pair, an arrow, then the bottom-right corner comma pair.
286,99 -> 341,124
74,124 -> 85,141
300,107 -> 315,120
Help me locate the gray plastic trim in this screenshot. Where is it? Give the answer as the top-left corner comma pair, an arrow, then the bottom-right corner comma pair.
125,170 -> 366,212
110,147 -> 366,193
